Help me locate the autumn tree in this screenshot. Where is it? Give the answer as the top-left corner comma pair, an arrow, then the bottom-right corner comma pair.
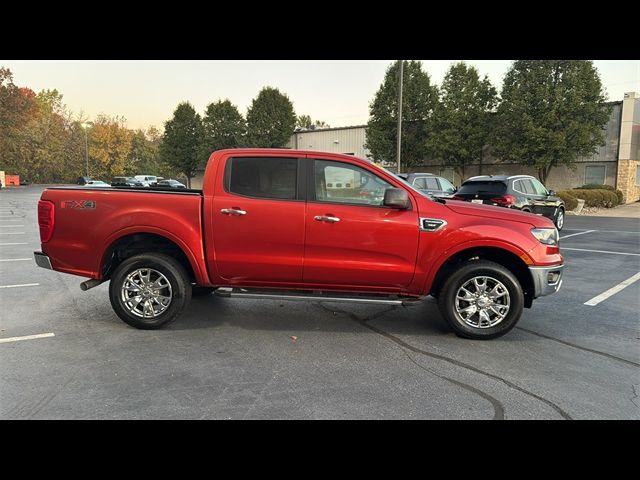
493,60 -> 610,183
246,87 -> 296,147
160,102 -> 203,187
200,99 -> 246,161
87,115 -> 134,180
296,115 -> 329,129
427,62 -> 498,179
365,60 -> 438,167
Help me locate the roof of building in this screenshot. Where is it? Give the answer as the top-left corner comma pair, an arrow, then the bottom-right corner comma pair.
294,125 -> 366,133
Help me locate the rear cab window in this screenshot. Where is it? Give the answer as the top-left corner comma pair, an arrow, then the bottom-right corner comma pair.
457,181 -> 507,195
226,157 -> 298,200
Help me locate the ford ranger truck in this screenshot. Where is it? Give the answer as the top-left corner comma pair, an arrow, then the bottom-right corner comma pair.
33,149 -> 563,339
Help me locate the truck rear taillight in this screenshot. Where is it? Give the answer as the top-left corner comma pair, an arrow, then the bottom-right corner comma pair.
490,195 -> 516,206
38,200 -> 55,243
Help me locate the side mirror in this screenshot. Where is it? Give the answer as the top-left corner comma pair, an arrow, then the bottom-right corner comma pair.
383,188 -> 410,209
548,190 -> 556,196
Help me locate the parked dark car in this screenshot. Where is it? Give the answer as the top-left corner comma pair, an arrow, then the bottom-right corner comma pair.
397,173 -> 457,198
111,177 -> 145,187
77,176 -> 93,185
156,179 -> 186,189
453,175 -> 565,230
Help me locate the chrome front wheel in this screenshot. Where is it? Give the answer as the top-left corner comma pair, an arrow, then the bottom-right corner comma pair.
454,276 -> 511,328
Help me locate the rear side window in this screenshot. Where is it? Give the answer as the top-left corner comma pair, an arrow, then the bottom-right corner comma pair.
457,181 -> 507,195
227,157 -> 297,200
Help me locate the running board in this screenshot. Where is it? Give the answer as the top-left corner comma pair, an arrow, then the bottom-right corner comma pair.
214,287 -> 423,306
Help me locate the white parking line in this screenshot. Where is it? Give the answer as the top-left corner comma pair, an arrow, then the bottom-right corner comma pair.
0,225 -> 24,228
0,283 -> 40,289
0,243 -> 28,246
562,247 -> 640,257
0,258 -> 31,262
584,272 -> 640,306
0,232 -> 25,235
0,333 -> 55,344
560,230 -> 596,240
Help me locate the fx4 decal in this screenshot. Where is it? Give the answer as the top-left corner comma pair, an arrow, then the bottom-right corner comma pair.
62,200 -> 96,209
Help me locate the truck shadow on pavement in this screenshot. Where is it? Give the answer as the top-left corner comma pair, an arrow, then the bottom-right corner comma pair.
169,294 -> 460,338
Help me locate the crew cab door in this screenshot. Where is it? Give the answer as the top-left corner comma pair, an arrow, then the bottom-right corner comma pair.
210,155 -> 305,282
303,158 -> 419,289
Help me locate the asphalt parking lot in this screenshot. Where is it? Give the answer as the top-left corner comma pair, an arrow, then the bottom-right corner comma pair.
1,186 -> 639,419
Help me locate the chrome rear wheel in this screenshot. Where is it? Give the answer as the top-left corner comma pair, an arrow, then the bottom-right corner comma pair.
121,268 -> 173,318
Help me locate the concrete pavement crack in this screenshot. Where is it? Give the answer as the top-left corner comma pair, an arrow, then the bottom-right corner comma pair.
314,302 -> 573,420
516,326 -> 640,368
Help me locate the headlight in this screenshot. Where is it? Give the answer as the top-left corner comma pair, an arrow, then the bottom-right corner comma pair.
531,228 -> 559,246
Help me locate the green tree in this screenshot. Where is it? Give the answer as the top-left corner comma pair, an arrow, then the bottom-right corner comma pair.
365,60 -> 438,167
493,60 -> 610,184
200,99 -> 246,161
160,102 -> 202,187
296,115 -> 329,129
246,87 -> 296,147
427,62 -> 498,179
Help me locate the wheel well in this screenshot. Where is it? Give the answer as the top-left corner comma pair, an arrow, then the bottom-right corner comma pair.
101,233 -> 195,282
430,247 -> 534,308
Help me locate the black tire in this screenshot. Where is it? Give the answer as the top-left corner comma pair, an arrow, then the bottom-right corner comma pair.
437,260 -> 524,340
109,253 -> 192,329
554,207 -> 565,231
192,286 -> 215,297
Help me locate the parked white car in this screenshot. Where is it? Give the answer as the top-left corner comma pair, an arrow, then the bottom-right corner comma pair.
134,175 -> 159,187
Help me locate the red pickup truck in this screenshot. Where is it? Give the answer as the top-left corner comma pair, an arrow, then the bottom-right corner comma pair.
34,149 -> 563,339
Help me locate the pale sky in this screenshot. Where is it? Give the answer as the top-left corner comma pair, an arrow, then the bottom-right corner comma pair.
2,60 -> 638,131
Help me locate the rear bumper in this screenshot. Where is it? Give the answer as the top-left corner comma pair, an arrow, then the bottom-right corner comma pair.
529,264 -> 564,298
34,251 -> 53,270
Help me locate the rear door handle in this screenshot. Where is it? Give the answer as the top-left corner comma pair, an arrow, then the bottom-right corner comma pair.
314,215 -> 340,223
221,208 -> 247,216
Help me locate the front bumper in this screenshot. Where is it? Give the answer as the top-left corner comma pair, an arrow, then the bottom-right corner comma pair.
34,251 -> 53,270
529,264 -> 564,297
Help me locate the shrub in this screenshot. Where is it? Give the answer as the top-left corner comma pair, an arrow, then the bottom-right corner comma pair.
576,183 -> 624,204
570,189 -> 619,208
576,183 -> 615,191
557,191 -> 578,211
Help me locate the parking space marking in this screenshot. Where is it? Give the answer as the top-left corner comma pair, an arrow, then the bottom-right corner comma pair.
562,247 -> 640,257
0,333 -> 55,344
560,230 -> 596,240
0,225 -> 25,228
0,243 -> 28,246
0,232 -> 25,235
0,283 -> 40,289
0,258 -> 31,262
584,272 -> 640,306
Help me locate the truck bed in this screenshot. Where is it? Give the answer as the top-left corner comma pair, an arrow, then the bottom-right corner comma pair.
39,186 -> 207,283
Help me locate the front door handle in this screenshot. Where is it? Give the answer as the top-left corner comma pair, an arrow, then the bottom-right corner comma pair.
221,208 -> 247,216
314,215 -> 340,223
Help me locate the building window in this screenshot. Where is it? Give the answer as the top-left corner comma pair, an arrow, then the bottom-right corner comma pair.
584,165 -> 606,185
636,165 -> 640,186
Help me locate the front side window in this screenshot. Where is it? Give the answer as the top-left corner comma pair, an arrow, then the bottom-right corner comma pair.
438,177 -> 456,193
521,179 -> 537,195
228,157 -> 297,200
530,178 -> 548,196
414,177 -> 439,190
313,160 -> 393,206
